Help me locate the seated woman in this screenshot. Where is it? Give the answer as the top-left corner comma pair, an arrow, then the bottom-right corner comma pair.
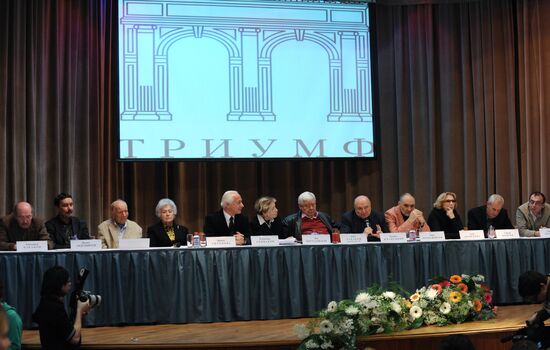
427,192 -> 464,239
147,198 -> 189,247
250,196 -> 283,237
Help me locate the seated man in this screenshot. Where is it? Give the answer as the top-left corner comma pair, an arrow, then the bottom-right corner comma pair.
516,192 -> 550,237
0,202 -> 52,251
203,190 -> 250,245
467,194 -> 513,234
281,191 -> 338,240
97,200 -> 142,248
384,193 -> 430,233
45,193 -> 91,249
340,195 -> 388,241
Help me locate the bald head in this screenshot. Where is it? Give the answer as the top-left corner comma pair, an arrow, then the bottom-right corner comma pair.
14,202 -> 33,229
110,199 -> 129,225
354,195 -> 372,219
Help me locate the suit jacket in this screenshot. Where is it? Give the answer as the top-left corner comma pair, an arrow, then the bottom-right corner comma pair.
467,205 -> 513,233
516,202 -> 550,237
97,219 -> 142,249
0,214 -> 53,251
384,205 -> 431,233
147,221 -> 189,247
427,208 -> 464,239
203,209 -> 251,244
281,211 -> 337,240
250,215 -> 283,237
45,215 -> 90,249
340,210 -> 388,242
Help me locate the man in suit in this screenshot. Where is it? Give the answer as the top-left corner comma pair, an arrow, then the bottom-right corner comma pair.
97,199 -> 142,248
516,192 -> 550,237
203,190 -> 250,245
45,193 -> 91,249
467,194 -> 513,234
340,195 -> 388,241
281,191 -> 338,240
384,193 -> 430,233
0,201 -> 53,251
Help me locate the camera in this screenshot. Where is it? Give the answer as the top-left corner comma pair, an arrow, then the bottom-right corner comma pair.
70,268 -> 102,317
501,321 -> 550,348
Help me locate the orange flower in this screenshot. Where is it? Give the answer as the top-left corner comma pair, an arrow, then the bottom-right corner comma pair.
450,275 -> 462,283
431,284 -> 443,294
404,300 -> 412,309
473,299 -> 482,312
449,291 -> 462,303
457,283 -> 469,294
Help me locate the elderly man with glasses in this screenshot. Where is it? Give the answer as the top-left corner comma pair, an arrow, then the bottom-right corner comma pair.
516,192 -> 550,237
467,194 -> 514,235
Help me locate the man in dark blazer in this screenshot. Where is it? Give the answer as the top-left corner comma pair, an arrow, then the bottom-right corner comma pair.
281,191 -> 338,241
203,190 -> 250,245
45,193 -> 90,249
0,202 -> 53,251
467,194 -> 514,234
340,195 -> 388,241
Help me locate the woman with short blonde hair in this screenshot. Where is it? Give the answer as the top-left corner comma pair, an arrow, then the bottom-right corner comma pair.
427,192 -> 464,239
251,196 -> 283,237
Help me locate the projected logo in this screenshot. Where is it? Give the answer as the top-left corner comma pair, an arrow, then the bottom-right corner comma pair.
119,0 -> 374,158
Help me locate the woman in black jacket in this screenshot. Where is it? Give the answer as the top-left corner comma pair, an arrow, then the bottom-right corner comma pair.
250,196 -> 282,237
147,198 -> 189,247
427,192 -> 464,239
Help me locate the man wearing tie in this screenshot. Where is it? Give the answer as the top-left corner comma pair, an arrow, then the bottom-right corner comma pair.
203,190 -> 250,245
340,195 -> 388,241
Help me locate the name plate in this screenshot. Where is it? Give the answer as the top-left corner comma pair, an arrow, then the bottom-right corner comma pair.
540,228 -> 550,238
118,238 -> 150,250
301,234 -> 331,245
70,239 -> 102,251
380,233 -> 407,243
495,229 -> 520,239
251,235 -> 279,246
459,230 -> 485,240
17,240 -> 48,252
340,233 -> 368,244
419,231 -> 446,242
206,236 -> 237,247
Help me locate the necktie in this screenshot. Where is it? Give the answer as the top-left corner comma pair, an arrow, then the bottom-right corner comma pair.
229,217 -> 235,235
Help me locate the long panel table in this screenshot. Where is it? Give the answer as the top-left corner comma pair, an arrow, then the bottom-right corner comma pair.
1,238 -> 548,328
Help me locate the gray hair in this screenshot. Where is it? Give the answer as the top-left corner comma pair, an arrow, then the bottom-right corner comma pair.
155,198 -> 177,217
111,199 -> 128,211
298,191 -> 316,205
487,194 -> 504,205
220,190 -> 239,207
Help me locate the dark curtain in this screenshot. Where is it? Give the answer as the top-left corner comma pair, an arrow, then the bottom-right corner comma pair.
0,0 -> 548,235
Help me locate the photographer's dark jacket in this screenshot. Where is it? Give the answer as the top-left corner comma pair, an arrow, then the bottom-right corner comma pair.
45,215 -> 90,249
32,296 -> 79,350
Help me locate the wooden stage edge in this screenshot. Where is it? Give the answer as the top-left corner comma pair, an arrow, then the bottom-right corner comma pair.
21,304 -> 540,350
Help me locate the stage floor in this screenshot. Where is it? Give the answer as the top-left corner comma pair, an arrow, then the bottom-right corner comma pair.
21,304 -> 539,349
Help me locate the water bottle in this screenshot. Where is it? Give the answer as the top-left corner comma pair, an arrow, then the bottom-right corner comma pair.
487,225 -> 496,239
199,232 -> 207,247
408,229 -> 417,241
192,232 -> 201,248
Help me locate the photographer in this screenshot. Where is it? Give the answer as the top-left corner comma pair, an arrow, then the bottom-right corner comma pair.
518,271 -> 550,325
32,266 -> 91,350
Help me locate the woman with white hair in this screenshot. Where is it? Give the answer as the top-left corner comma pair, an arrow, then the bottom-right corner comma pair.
147,198 -> 189,247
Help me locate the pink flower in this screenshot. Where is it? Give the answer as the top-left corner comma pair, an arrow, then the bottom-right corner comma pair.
431,284 -> 443,294
484,292 -> 492,304
439,280 -> 451,287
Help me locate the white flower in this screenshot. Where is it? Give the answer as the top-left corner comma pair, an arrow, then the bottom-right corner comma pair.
320,340 -> 333,349
376,326 -> 385,334
327,301 -> 337,312
410,305 -> 423,319
305,339 -> 320,349
425,288 -> 438,301
382,291 -> 396,299
390,301 -> 402,313
461,274 -> 470,280
294,324 -> 310,340
345,306 -> 359,316
439,302 -> 451,314
341,318 -> 354,333
355,292 -> 371,304
319,320 -> 333,334
472,275 -> 485,282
